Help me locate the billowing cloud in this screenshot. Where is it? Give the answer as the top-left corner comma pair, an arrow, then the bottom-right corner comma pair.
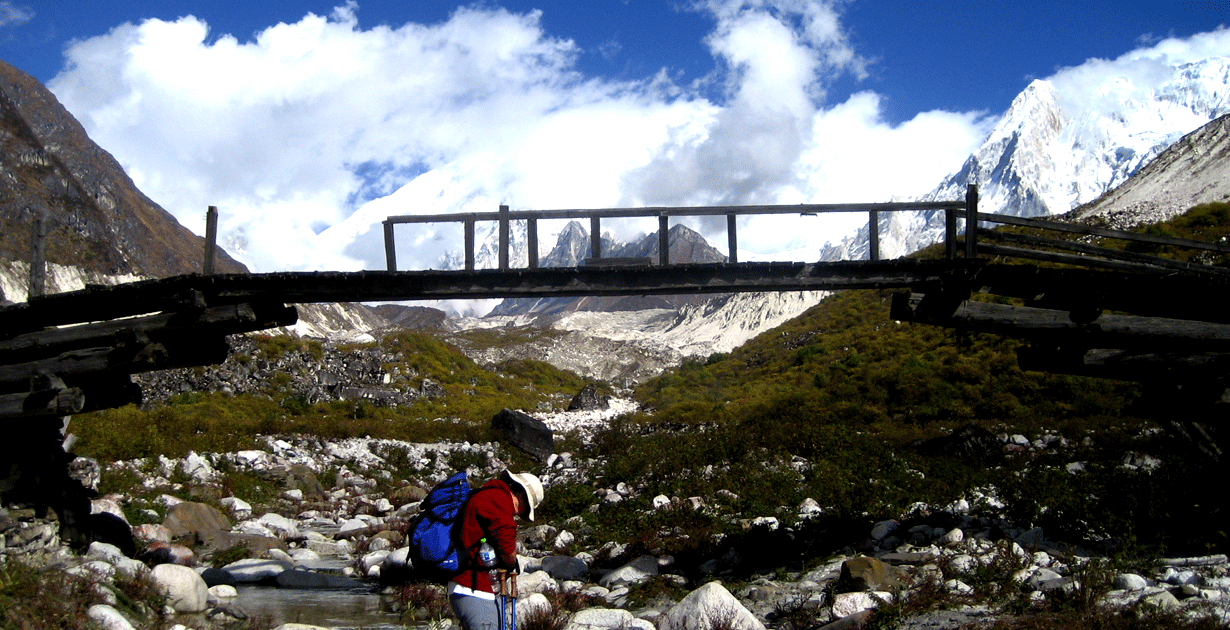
1047,25 -> 1230,117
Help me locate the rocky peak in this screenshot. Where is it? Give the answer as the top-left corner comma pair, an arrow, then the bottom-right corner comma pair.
487,221 -> 726,317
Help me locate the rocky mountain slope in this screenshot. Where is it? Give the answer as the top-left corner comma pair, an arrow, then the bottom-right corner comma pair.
821,56 -> 1230,261
0,61 -> 247,286
1063,112 -> 1230,228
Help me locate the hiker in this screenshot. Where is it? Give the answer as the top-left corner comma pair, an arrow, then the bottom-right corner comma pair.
448,470 -> 544,630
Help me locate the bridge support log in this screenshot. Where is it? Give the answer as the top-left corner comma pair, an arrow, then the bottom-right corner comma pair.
0,303 -> 295,363
892,293 -> 1230,352
0,387 -> 85,418
0,337 -> 231,388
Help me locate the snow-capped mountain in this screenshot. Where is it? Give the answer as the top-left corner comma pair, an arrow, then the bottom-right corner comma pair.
821,56 -> 1230,261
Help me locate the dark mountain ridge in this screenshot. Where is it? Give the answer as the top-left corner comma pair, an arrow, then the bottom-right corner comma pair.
0,60 -> 246,281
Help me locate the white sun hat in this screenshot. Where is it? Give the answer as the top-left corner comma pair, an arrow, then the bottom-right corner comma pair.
501,471 -> 544,521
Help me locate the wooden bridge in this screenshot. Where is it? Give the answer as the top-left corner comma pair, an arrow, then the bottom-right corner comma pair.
4,185 -> 1230,422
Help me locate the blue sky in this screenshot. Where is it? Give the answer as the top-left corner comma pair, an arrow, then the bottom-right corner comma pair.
6,1 -> 1224,121
1,1 -> 1229,293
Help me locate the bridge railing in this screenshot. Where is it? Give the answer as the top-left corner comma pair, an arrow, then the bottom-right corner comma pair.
967,210 -> 1230,277
380,185 -> 980,271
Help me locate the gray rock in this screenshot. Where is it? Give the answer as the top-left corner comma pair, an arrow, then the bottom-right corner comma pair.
543,555 -> 589,581
87,604 -> 136,630
420,378 -> 446,399
1139,589 -> 1181,610
599,555 -> 659,588
567,384 -> 609,411
870,520 -> 898,541
839,557 -> 901,592
660,582 -> 766,630
162,502 -> 230,542
565,607 -> 635,630
222,558 -> 294,583
1113,573 -> 1148,591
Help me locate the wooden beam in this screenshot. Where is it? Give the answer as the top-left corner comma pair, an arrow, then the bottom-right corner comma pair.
659,215 -> 669,265
977,211 -> 1230,255
945,209 -> 957,259
0,302 -> 296,363
498,205 -> 510,271
965,184 -> 978,259
893,293 -> 1230,352
868,209 -> 880,262
464,218 -> 475,271
0,337 -> 231,388
0,387 -> 85,419
384,199 -> 967,225
383,221 -> 397,271
981,230 -> 1230,277
1017,345 -> 1230,383
29,207 -> 48,298
727,214 -> 737,264
204,206 -> 218,275
526,218 -> 538,269
590,217 -> 602,260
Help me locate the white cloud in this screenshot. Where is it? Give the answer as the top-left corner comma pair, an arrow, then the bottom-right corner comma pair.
55,0 -> 1217,302
0,2 -> 33,28
1046,26 -> 1230,116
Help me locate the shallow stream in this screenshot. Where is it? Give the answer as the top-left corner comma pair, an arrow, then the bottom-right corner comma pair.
234,585 -> 418,629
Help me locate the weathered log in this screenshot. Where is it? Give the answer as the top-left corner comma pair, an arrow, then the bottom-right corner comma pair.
0,337 -> 231,387
1016,345 -> 1230,381
0,302 -> 296,361
0,387 -> 84,418
0,262 -> 973,333
893,293 -> 1230,352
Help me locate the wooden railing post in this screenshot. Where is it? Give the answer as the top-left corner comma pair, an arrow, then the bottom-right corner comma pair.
965,184 -> 979,259
727,214 -> 738,263
203,206 -> 218,275
527,218 -> 538,269
590,217 -> 602,260
464,216 -> 476,271
382,220 -> 397,271
29,206 -> 48,298
498,205 -> 510,271
868,209 -> 880,262
945,208 -> 958,259
659,215 -> 670,265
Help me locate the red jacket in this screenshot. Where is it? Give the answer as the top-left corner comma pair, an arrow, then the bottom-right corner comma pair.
450,478 -> 519,593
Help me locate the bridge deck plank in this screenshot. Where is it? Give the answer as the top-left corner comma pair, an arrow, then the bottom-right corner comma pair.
0,260 -> 978,334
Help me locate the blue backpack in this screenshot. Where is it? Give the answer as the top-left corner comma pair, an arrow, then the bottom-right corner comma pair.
408,471 -> 496,581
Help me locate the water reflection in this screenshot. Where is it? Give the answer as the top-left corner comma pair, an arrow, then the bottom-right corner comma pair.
234,585 -> 414,629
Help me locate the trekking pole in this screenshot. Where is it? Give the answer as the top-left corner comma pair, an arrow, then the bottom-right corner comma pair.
495,569 -> 506,630
509,571 -> 518,630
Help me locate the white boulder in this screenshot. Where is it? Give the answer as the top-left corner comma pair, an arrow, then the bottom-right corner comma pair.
151,563 -> 209,613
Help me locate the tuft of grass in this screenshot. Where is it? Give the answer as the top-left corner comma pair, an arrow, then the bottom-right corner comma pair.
0,558 -> 169,630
